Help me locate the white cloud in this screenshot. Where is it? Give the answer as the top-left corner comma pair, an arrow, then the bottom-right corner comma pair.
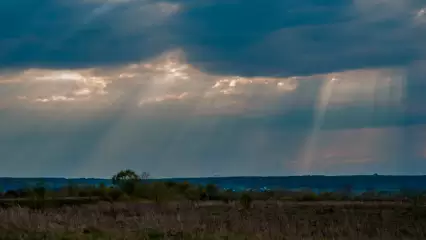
138,92 -> 189,105
0,49 -> 409,115
73,88 -> 92,96
414,7 -> 426,24
0,68 -> 110,106
35,95 -> 76,103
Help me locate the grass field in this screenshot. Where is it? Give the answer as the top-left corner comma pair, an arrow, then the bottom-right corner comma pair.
1,170 -> 425,239
0,200 -> 425,239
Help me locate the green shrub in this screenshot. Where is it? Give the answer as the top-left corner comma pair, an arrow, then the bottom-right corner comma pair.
150,182 -> 170,203
90,186 -> 108,199
185,187 -> 201,205
33,186 -> 46,200
164,181 -> 177,188
16,188 -> 36,198
206,184 -> 220,200
297,191 -> 318,201
133,182 -> 151,199
177,181 -> 191,194
118,193 -> 131,201
220,190 -> 239,203
4,190 -> 19,198
108,188 -> 124,201
112,169 -> 142,195
77,188 -> 91,198
240,193 -> 252,209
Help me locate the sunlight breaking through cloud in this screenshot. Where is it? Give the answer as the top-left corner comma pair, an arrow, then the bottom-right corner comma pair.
0,50 -> 302,113
298,68 -> 407,174
6,69 -> 110,104
0,49 -> 410,118
1,0 -> 426,178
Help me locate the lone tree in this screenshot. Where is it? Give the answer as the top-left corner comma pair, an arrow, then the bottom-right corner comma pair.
141,171 -> 150,180
112,169 -> 142,195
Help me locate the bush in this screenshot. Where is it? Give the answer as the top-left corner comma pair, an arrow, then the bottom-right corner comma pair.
220,190 -> 239,203
164,181 -> 177,188
297,191 -> 318,201
206,184 -> 220,200
185,187 -> 201,206
112,170 -> 142,195
91,186 -> 108,199
240,193 -> 252,209
34,187 -> 46,200
4,190 -> 19,199
16,189 -> 35,198
176,182 -> 191,195
77,188 -> 91,198
150,182 -> 170,203
66,183 -> 78,197
133,183 -> 151,199
108,188 -> 124,201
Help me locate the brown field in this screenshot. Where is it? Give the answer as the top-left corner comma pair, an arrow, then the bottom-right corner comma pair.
0,200 -> 425,239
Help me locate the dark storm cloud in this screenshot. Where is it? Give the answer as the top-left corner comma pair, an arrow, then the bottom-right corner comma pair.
0,0 -> 177,69
2,0 -> 426,177
0,0 -> 425,76
176,0 -> 426,76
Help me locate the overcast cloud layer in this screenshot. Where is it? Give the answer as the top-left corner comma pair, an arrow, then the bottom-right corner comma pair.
0,0 -> 426,177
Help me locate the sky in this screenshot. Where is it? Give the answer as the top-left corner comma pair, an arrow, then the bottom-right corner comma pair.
0,0 -> 426,178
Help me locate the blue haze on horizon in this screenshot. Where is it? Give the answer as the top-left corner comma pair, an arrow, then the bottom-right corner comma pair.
0,0 -> 426,178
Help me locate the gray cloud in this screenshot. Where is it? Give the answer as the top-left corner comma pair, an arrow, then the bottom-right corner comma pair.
1,0 -> 425,77
0,0 -> 178,69
1,0 -> 426,177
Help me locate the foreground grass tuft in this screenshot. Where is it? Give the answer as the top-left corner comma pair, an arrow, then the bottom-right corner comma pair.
0,201 -> 425,239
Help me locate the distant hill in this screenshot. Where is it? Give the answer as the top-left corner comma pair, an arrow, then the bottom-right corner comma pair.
1,175 -> 426,192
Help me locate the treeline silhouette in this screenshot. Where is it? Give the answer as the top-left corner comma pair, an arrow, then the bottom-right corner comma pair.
0,170 -> 425,209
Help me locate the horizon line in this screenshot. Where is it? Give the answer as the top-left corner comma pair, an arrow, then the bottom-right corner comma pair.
2,174 -> 426,180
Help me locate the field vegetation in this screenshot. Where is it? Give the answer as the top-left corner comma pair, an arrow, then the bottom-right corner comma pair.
1,170 -> 426,239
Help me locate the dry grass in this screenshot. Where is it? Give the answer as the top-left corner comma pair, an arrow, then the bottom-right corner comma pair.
0,201 -> 425,239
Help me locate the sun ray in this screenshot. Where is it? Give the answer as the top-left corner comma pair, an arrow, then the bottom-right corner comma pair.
298,69 -> 407,174
299,77 -> 336,174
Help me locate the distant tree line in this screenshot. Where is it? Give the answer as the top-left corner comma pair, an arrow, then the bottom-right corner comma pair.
0,169 -> 426,210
